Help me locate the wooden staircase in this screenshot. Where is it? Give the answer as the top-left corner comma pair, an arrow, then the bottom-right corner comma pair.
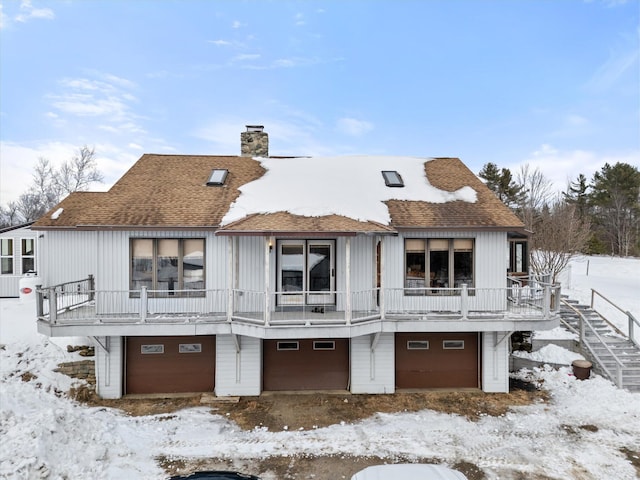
559,298 -> 640,392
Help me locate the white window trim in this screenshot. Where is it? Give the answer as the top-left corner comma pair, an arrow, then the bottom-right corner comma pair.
313,341 -> 336,350
277,341 -> 299,351
407,340 -> 430,350
443,340 -> 465,350
141,344 -> 164,354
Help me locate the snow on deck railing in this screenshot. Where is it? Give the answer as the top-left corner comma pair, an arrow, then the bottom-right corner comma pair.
37,278 -> 560,325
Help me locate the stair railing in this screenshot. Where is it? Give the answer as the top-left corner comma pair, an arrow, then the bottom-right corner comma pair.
591,289 -> 639,347
561,299 -> 625,388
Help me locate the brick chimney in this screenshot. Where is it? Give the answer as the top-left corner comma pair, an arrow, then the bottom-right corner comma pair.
241,125 -> 269,157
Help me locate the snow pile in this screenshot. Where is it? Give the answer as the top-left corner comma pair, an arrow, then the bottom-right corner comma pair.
533,326 -> 578,341
512,344 -> 584,365
222,156 -> 477,226
2,256 -> 640,479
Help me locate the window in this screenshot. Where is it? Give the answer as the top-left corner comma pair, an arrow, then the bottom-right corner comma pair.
130,238 -> 204,296
207,169 -> 228,186
141,344 -> 164,354
21,238 -> 35,273
179,343 -> 202,353
509,240 -> 528,274
277,341 -> 299,351
407,340 -> 429,350
404,238 -> 474,295
313,341 -> 335,350
443,340 -> 465,350
381,170 -> 404,187
1,239 -> 13,275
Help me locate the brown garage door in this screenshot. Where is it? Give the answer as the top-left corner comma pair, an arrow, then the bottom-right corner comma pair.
395,333 -> 479,389
126,336 -> 215,394
263,339 -> 349,391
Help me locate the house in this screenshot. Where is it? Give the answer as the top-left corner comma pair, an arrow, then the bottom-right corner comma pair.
31,126 -> 558,399
0,222 -> 38,298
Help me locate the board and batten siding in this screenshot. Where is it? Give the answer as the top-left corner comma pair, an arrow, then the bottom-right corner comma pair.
481,331 -> 510,393
94,336 -> 123,399
350,333 -> 395,394
38,230 -> 98,288
237,236 -> 265,292
215,334 -> 261,396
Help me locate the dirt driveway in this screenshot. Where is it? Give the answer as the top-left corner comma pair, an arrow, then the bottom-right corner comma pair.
82,380 -> 546,479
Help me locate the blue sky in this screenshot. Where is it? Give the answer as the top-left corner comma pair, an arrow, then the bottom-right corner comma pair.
1,0 -> 638,205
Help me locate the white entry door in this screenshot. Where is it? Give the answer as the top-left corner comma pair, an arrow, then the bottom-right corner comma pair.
277,240 -> 335,306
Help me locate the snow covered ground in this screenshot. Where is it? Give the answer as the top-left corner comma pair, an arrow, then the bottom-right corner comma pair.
1,255 -> 639,479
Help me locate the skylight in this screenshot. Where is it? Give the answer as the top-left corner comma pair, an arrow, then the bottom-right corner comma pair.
207,169 -> 228,186
382,170 -> 404,187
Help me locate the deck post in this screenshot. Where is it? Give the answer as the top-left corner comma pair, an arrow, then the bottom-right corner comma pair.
88,274 -> 95,302
49,289 -> 57,324
379,237 -> 385,320
140,287 -> 147,323
36,286 -> 43,318
264,236 -> 271,326
227,237 -> 234,323
460,284 -> 468,319
345,237 -> 352,325
543,285 -> 551,318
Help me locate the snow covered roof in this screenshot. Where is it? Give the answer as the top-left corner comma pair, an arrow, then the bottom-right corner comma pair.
221,156 -> 476,226
31,154 -> 524,233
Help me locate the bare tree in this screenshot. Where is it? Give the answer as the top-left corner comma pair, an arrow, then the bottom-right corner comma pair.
515,164 -> 553,232
0,202 -> 21,227
53,146 -> 103,196
530,198 -> 591,283
1,146 -> 103,225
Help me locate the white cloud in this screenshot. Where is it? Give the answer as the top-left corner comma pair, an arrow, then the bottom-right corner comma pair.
209,39 -> 232,46
337,117 -> 374,137
231,20 -> 245,29
0,4 -> 8,29
46,72 -> 142,133
585,36 -> 639,92
509,144 -> 640,194
233,53 -> 261,62
15,0 -> 54,23
294,13 -> 305,26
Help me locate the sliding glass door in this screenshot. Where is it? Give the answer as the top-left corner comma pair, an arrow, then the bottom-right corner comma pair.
277,240 -> 335,305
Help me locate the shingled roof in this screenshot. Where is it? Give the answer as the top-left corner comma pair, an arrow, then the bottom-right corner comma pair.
32,154 -> 525,234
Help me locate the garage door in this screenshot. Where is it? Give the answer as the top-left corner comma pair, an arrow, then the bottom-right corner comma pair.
125,336 -> 215,394
395,333 -> 479,389
263,339 -> 349,391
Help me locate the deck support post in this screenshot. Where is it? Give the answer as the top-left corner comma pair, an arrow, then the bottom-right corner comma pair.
140,287 -> 147,323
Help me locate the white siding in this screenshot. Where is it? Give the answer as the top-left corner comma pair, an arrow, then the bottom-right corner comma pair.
38,231 -> 98,287
215,334 -> 261,396
349,236 -> 376,293
481,331 -> 510,393
350,333 -> 395,394
238,236 -> 265,292
94,336 -> 123,399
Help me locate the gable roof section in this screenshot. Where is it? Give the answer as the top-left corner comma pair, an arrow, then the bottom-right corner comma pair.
32,154 -> 524,233
386,158 -> 525,230
33,155 -> 265,229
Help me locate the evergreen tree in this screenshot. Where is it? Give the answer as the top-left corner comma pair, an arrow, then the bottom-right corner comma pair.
589,162 -> 640,256
479,163 -> 524,209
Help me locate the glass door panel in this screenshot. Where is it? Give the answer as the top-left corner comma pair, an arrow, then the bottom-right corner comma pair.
307,242 -> 334,305
278,242 -> 305,305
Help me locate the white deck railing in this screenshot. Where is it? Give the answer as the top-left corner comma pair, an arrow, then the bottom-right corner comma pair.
37,279 -> 561,326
